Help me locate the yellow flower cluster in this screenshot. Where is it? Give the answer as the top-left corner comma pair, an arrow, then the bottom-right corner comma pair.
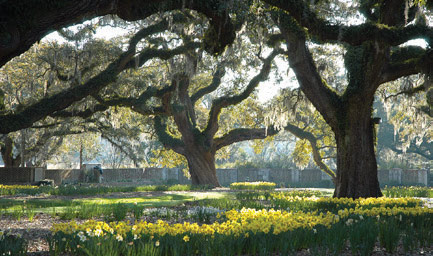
223,208 -> 337,235
317,197 -> 421,206
0,184 -> 38,190
52,208 -> 338,239
230,181 -> 276,190
336,205 -> 433,218
271,193 -> 422,207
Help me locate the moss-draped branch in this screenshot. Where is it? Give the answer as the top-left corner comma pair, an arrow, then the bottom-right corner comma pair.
273,11 -> 340,128
0,23 -> 199,134
153,115 -> 185,154
380,47 -> 433,84
0,0 -> 236,68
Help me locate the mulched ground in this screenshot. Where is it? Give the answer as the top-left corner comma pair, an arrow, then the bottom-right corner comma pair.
1,191 -> 433,255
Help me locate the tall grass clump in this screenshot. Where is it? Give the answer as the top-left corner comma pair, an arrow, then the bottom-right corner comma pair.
383,186 -> 432,198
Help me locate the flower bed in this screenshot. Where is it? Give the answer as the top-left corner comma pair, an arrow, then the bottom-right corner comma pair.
48,197 -> 433,256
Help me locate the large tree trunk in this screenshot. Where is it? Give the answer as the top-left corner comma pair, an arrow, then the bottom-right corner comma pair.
333,103 -> 382,198
183,147 -> 220,187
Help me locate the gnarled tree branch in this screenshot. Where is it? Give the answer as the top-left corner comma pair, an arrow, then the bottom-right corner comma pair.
153,116 -> 185,155
273,11 -> 340,128
204,48 -> 282,138
263,0 -> 433,46
191,62 -> 226,105
0,25 -> 198,134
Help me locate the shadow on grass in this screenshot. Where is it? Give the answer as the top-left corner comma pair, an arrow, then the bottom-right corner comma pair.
0,193 -> 206,213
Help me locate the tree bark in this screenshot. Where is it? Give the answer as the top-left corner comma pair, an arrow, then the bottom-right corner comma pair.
333,102 -> 382,198
79,143 -> 84,169
1,136 -> 20,167
184,147 -> 220,187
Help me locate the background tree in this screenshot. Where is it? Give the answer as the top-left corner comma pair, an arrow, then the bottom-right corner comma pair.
48,132 -> 101,169
376,75 -> 433,169
0,41 -> 105,167
267,88 -> 337,183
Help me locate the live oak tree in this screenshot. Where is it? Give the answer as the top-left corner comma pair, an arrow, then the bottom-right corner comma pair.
262,0 -> 433,197
90,32 -> 282,186
12,9 -> 275,186
0,21 -> 157,168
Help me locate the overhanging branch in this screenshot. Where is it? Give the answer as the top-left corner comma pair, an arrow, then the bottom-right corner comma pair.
380,46 -> 432,84
153,116 -> 185,154
0,0 -> 235,68
0,26 -> 197,134
274,11 -> 340,128
263,0 -> 433,46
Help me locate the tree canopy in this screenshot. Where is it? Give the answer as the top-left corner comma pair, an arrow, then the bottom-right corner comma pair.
2,0 -> 433,198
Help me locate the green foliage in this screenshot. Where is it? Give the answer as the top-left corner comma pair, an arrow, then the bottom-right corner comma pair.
378,217 -> 401,253
47,193 -> 433,256
0,232 -> 27,256
1,186 -> 432,255
383,186 -> 432,198
348,217 -> 378,256
109,203 -> 129,222
131,204 -> 145,220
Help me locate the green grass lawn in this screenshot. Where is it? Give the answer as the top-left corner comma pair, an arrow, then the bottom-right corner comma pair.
0,191 -> 230,215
